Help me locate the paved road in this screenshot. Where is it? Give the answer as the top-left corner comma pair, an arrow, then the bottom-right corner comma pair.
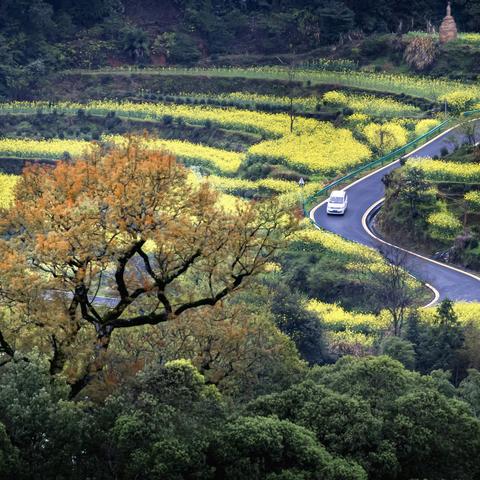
311,121 -> 480,304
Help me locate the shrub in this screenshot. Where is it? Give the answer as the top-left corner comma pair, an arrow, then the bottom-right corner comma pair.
414,119 -> 441,137
362,36 -> 390,57
380,336 -> 416,370
439,90 -> 478,113
168,32 -> 202,64
427,210 -> 462,241
163,114 -> 173,125
362,121 -> 408,154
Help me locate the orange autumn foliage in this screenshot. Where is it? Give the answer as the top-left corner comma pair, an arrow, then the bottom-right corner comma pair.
0,137 -> 295,396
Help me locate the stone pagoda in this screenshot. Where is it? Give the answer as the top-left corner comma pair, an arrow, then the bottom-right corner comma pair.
439,2 -> 458,43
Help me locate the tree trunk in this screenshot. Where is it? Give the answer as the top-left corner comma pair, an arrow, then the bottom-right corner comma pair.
69,327 -> 113,399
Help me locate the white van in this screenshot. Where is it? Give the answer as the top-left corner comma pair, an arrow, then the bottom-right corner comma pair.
326,190 -> 348,215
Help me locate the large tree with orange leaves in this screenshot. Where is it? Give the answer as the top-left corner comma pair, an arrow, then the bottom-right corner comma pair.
0,138 -> 295,396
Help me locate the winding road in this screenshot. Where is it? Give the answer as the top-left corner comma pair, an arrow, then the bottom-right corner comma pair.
310,121 -> 480,304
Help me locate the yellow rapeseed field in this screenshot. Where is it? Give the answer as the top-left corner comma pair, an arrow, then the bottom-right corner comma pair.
0,101 -> 320,137
181,90 -> 420,117
0,138 -> 91,159
249,126 -> 372,174
293,227 -> 381,263
105,135 -> 245,173
306,300 -> 390,333
0,102 -> 375,175
205,175 -> 299,194
0,174 -> 18,209
323,90 -> 420,116
407,158 -> 480,183
107,66 -> 480,101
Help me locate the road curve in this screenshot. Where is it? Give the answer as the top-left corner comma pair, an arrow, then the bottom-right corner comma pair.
310,122 -> 480,303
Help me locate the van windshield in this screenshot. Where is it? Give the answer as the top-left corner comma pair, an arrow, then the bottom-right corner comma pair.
329,196 -> 344,204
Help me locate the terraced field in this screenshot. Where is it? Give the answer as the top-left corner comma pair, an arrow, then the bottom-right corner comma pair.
69,66 -> 480,101
1,66 -> 479,355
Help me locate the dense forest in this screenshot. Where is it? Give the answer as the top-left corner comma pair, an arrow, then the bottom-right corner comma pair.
1,0 -> 480,97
